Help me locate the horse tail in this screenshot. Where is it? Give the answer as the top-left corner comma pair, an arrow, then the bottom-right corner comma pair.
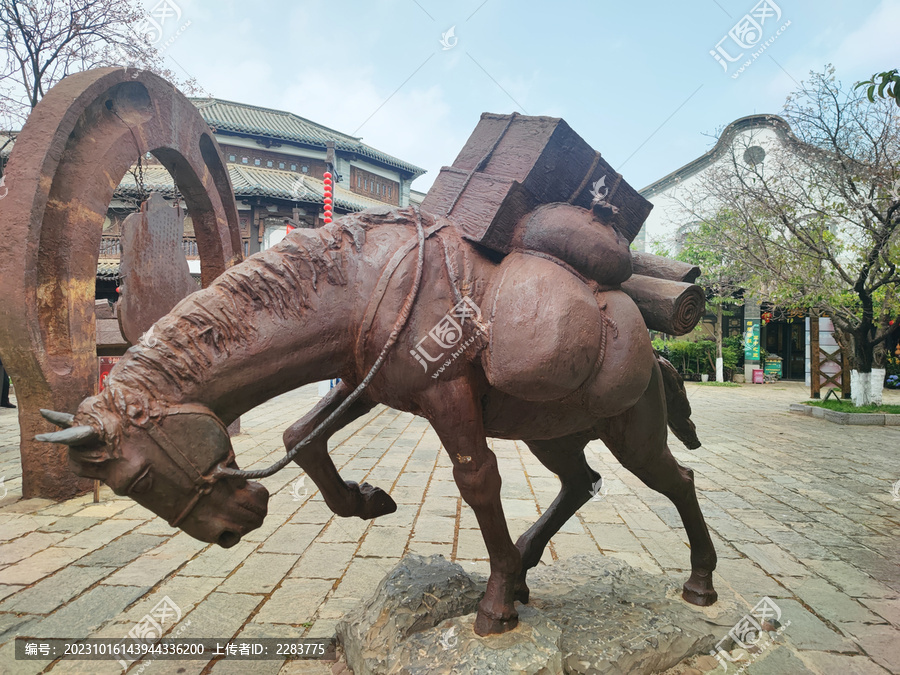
656,353 -> 701,450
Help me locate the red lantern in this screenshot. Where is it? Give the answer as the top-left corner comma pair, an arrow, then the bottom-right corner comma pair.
286,224 -> 295,234
323,171 -> 332,180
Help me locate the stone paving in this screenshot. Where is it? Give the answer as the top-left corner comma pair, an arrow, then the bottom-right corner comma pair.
0,381 -> 897,674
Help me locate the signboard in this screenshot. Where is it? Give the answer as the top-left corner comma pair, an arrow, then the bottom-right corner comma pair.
99,356 -> 121,392
764,358 -> 782,380
744,319 -> 760,360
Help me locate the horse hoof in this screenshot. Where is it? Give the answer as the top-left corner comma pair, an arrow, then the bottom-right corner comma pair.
473,610 -> 518,636
682,574 -> 718,607
356,482 -> 397,520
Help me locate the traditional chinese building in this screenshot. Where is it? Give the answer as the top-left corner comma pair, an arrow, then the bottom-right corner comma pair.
636,114 -> 838,386
104,98 -> 425,287
1,100 -> 426,299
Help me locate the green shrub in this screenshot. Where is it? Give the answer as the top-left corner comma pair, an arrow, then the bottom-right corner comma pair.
653,338 -> 740,380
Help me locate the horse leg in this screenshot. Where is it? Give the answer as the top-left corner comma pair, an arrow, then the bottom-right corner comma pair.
514,435 -> 596,603
283,381 -> 396,520
596,362 -> 718,606
418,378 -> 521,636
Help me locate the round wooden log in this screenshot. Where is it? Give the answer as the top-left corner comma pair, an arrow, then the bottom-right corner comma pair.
620,274 -> 705,336
513,203 -> 633,286
631,251 -> 701,284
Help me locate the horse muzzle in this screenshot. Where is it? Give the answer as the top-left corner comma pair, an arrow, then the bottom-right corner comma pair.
215,479 -> 269,548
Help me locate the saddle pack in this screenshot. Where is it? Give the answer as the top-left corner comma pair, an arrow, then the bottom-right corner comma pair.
421,113 -> 704,337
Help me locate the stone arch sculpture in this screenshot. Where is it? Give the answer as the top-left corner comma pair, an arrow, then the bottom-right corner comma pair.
0,67 -> 243,499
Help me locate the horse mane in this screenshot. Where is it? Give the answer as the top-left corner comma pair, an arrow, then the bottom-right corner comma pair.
98,207 -> 419,424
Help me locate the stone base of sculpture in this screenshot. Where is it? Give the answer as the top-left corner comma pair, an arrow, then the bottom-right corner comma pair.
337,554 -> 740,675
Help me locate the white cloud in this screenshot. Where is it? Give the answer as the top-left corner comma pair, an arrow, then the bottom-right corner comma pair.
832,0 -> 900,74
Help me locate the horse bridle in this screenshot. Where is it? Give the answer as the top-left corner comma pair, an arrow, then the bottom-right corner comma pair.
138,403 -> 236,528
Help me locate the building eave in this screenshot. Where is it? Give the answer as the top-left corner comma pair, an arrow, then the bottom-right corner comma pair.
639,114 -> 794,199
191,97 -> 426,179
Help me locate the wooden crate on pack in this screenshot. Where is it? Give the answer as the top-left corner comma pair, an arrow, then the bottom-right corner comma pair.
421,112 -> 653,252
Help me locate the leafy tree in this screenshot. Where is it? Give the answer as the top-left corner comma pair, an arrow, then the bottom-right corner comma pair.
673,67 -> 900,405
678,217 -> 745,382
857,69 -> 900,108
0,0 -> 195,128
653,216 -> 745,382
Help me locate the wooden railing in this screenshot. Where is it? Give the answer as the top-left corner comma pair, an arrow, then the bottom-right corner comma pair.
99,237 -> 121,258
182,239 -> 199,258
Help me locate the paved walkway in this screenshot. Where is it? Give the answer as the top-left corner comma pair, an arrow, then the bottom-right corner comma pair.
0,381 -> 898,674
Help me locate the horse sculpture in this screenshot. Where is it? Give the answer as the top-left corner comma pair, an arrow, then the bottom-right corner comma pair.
37,204 -> 718,636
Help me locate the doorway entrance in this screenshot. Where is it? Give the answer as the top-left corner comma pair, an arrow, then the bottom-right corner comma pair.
763,318 -> 806,380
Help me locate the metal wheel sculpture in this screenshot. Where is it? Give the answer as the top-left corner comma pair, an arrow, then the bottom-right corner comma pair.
0,67 -> 242,499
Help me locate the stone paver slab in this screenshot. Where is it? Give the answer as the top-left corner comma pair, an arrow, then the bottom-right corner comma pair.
252,578 -> 333,625
218,552 -> 296,594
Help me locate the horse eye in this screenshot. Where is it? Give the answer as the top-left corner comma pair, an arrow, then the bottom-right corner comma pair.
129,466 -> 153,495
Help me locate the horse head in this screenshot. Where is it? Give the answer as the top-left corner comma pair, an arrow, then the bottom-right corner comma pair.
35,400 -> 268,548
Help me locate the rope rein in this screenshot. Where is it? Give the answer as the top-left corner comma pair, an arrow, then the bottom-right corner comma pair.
215,211 -> 427,480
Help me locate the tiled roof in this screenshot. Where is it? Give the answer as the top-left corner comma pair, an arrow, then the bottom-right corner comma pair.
2,101 -> 425,178
96,260 -> 202,282
115,164 -> 390,212
191,98 -> 426,178
97,262 -> 121,279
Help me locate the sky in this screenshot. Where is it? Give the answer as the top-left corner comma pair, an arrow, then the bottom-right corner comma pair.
151,0 -> 900,193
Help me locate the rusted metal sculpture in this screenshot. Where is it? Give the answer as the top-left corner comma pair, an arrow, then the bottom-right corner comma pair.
0,68 -> 243,499
29,97 -> 718,634
118,193 -> 199,345
36,208 -> 718,640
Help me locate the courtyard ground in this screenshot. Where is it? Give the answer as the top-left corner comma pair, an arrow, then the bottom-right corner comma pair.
0,381 -> 897,674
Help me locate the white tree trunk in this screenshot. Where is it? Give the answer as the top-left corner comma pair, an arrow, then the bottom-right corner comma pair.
869,368 -> 885,406
850,370 -> 874,406
715,303 -> 724,382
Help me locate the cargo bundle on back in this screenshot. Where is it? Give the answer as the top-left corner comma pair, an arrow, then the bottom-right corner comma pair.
422,112 -> 705,336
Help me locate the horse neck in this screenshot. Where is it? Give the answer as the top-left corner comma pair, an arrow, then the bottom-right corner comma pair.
107,224 -> 367,421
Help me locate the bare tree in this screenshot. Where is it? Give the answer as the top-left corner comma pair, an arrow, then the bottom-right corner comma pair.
0,0 -> 196,128
675,67 -> 900,405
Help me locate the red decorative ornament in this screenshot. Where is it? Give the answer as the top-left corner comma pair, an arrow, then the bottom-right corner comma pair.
322,170 -> 334,223
286,224 -> 295,234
